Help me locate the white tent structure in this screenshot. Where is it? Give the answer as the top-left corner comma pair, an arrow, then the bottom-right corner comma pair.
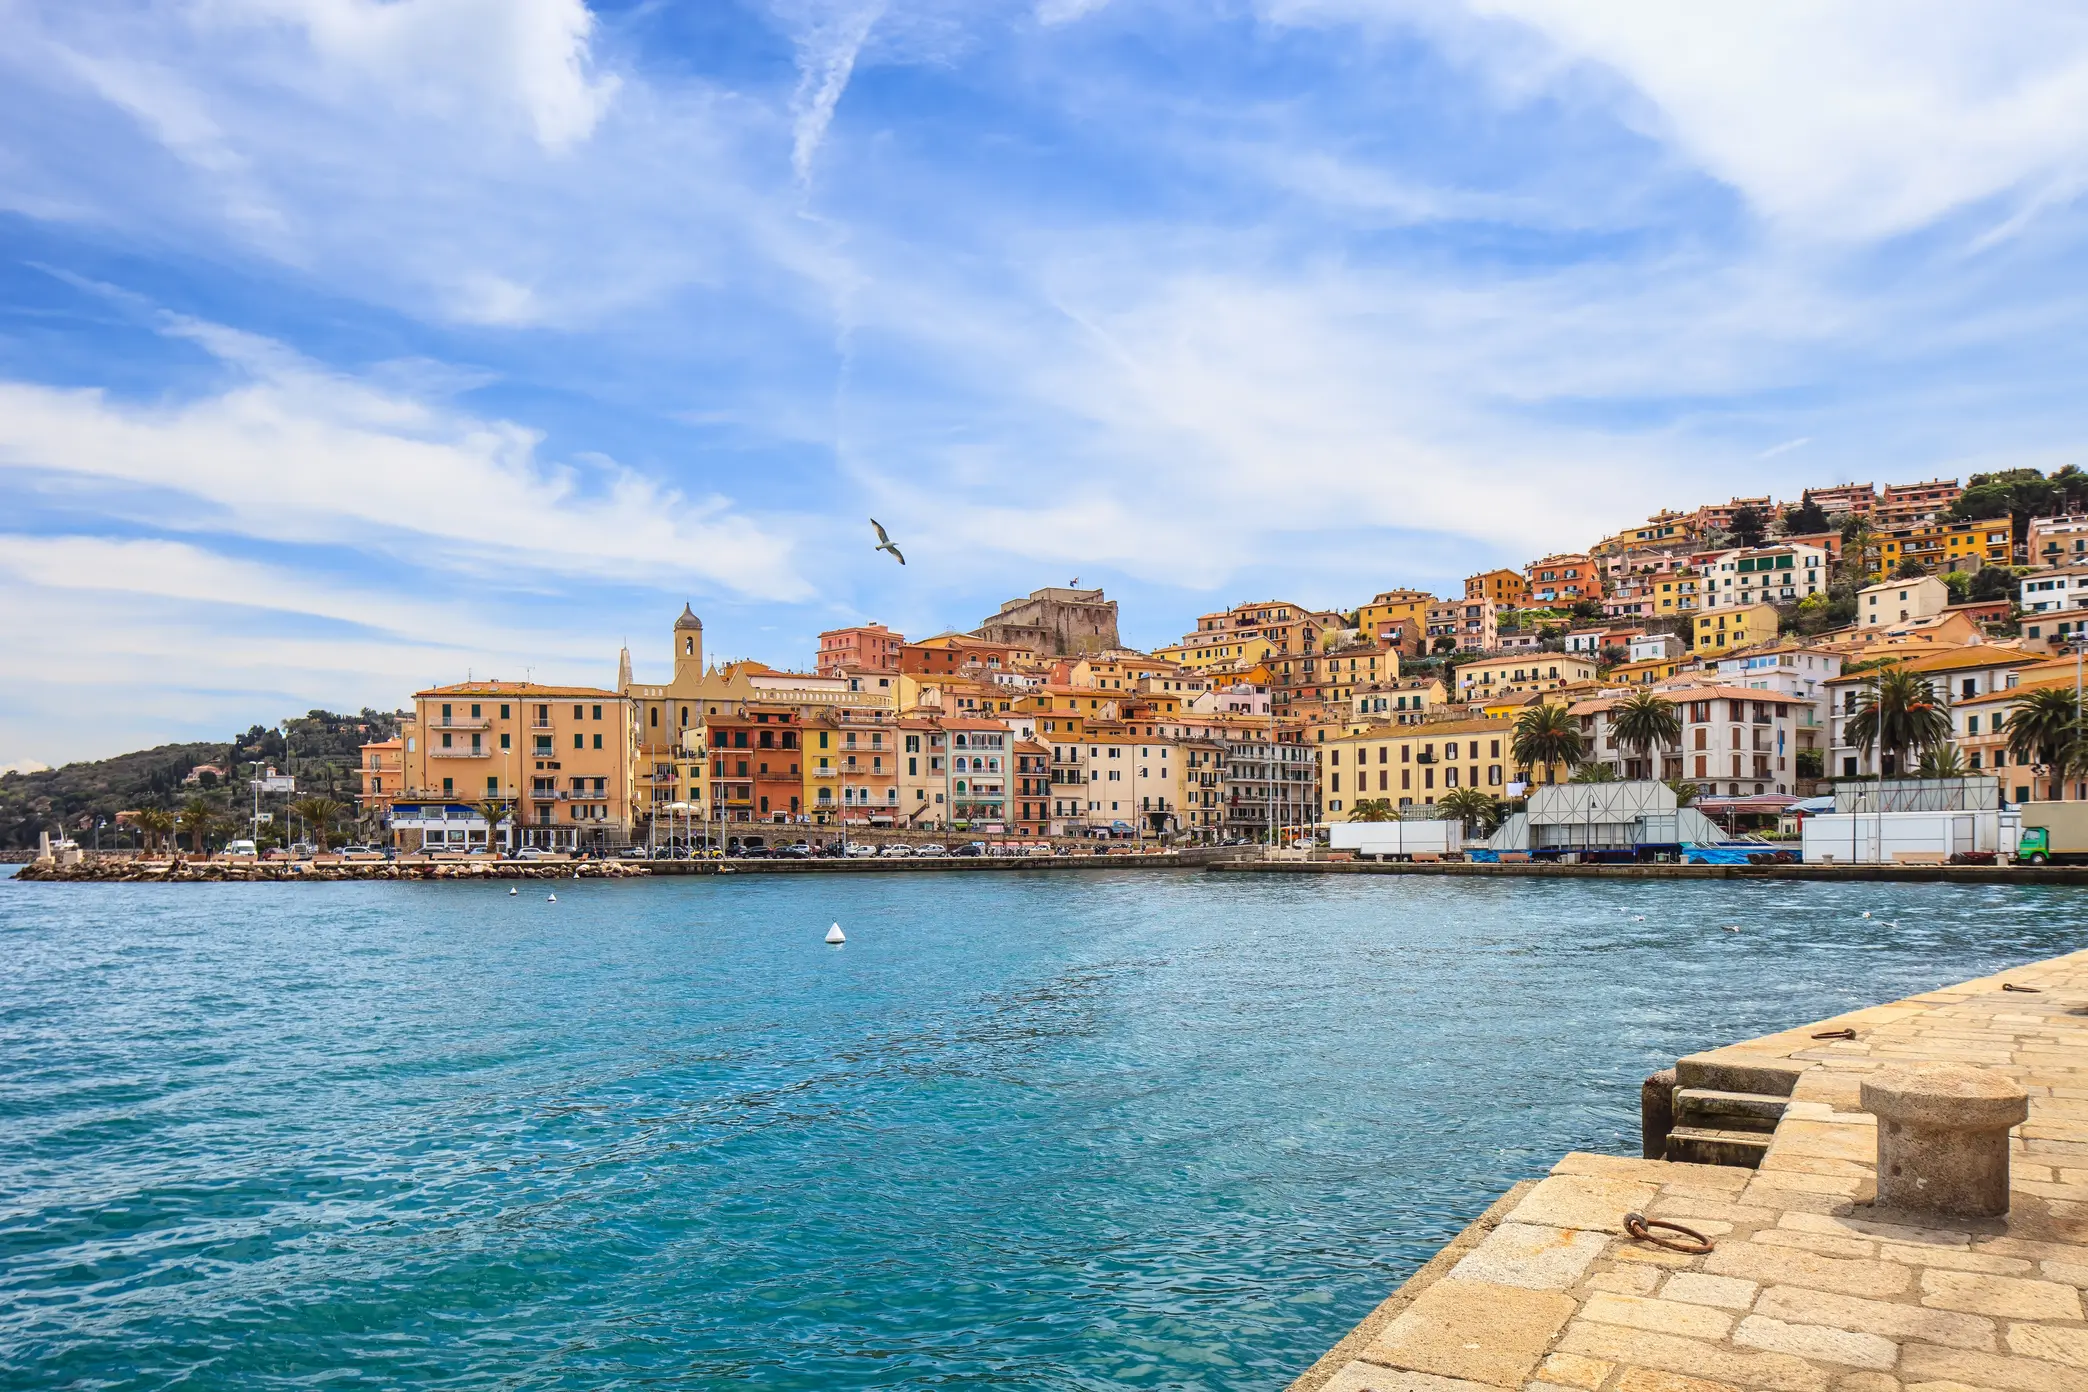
1484,781 -> 1726,854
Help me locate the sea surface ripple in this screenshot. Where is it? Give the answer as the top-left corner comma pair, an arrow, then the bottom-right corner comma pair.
2,869 -> 2083,1389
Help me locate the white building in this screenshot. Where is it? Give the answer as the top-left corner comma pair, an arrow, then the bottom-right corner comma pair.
1700,543 -> 1829,610
1711,645 -> 1845,756
1858,575 -> 1949,629
2021,566 -> 2088,651
1826,646 -> 2043,779
1571,686 -> 1803,794
1629,632 -> 1687,662
2028,515 -> 2088,569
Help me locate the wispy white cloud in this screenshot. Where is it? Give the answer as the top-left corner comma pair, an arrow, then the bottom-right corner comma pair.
0,313 -> 813,600
1757,436 -> 1811,460
783,1 -> 886,186
1270,1 -> 2088,240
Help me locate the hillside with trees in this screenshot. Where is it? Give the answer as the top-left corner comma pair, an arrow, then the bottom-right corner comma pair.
0,709 -> 400,850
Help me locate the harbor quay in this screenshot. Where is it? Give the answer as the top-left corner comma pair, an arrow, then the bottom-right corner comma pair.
20,852 -> 2088,884
1290,948 -> 2088,1392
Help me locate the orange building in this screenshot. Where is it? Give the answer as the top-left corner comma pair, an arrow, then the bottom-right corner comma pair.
1464,569 -> 1529,607
816,623 -> 904,676
1524,554 -> 1602,604
393,681 -> 636,852
356,737 -> 403,821
705,704 -> 808,824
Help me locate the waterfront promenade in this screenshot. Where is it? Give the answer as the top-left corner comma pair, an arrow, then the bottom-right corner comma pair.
1291,948 -> 2088,1392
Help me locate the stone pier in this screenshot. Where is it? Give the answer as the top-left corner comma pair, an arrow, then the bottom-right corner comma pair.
1289,947 -> 2088,1392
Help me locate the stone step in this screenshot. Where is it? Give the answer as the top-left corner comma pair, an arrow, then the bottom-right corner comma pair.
1674,1086 -> 1788,1131
1676,1052 -> 1802,1098
1665,1124 -> 1772,1169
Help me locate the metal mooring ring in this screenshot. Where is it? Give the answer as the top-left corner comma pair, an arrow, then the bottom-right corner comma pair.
1624,1212 -> 1715,1255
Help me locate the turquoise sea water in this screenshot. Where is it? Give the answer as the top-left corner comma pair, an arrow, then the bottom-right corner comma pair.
2,868 -> 2084,1390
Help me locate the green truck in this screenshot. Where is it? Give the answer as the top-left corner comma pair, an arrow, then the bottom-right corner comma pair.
2017,802 -> 2088,865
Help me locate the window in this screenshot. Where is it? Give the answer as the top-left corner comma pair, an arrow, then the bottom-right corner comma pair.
573,733 -> 583,750
574,704 -> 584,719
500,705 -> 510,720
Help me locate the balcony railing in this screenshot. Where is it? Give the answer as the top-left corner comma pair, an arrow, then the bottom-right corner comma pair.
429,746 -> 492,759
435,717 -> 492,731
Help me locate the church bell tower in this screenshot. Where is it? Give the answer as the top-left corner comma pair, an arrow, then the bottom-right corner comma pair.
673,603 -> 704,685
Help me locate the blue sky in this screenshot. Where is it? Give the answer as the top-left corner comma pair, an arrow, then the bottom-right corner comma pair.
6,1 -> 2088,767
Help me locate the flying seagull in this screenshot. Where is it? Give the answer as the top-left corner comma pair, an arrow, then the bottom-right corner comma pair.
870,518 -> 905,565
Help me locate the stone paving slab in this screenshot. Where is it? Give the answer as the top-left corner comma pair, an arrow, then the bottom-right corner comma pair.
1289,947 -> 2088,1392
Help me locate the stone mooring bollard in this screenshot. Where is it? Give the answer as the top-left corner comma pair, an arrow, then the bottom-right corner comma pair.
1860,1063 -> 2028,1219
1641,1067 -> 1677,1160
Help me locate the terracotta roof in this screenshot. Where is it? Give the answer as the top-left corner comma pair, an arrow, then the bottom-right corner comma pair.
417,680 -> 622,698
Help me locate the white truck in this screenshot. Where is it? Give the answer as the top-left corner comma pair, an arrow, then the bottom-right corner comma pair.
1800,809 -> 2020,865
1330,819 -> 1464,860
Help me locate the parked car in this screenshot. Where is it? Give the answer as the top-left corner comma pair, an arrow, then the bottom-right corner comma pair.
510,847 -> 554,860
286,842 -> 318,858
879,843 -> 914,858
952,842 -> 985,857
223,839 -> 258,857
772,844 -> 810,860
845,843 -> 879,858
614,846 -> 649,859
914,843 -> 948,858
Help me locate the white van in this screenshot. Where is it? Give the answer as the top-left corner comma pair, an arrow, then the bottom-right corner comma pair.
224,839 -> 258,857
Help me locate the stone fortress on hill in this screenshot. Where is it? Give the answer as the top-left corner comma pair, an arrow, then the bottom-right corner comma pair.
972,586 -> 1121,656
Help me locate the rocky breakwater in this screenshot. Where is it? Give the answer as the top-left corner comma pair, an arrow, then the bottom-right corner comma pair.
14,857 -> 651,883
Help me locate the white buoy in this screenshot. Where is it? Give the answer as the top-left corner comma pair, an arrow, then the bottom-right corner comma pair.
509,886 -> 518,896
1723,925 -> 1741,932
825,922 -> 846,945
547,893 -> 558,902
1861,911 -> 1872,918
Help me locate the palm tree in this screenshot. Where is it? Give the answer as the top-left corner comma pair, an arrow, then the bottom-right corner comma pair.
1349,798 -> 1397,822
1512,703 -> 1584,782
176,798 -> 221,855
473,797 -> 514,852
1437,787 -> 1501,835
1915,744 -> 1968,778
1666,780 -> 1699,807
127,807 -> 174,855
1570,763 -> 1618,783
2004,686 -> 2088,798
1610,691 -> 1681,780
1845,667 -> 1950,777
289,796 -> 347,849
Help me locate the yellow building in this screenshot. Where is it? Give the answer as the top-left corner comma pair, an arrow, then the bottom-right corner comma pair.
1651,573 -> 1700,615
1863,519 -> 2012,580
1463,569 -> 1529,607
1452,654 -> 1599,705
395,680 -> 637,852
1606,655 -> 1687,686
1692,603 -> 1778,653
1321,716 -> 1574,818
1348,677 -> 1448,725
1355,588 -> 1435,642
1153,634 -> 1277,671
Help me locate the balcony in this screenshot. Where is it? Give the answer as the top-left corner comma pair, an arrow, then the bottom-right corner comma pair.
812,768 -> 839,778
435,716 -> 492,731
430,746 -> 492,759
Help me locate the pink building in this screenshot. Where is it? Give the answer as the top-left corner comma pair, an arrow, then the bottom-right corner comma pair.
816,623 -> 904,677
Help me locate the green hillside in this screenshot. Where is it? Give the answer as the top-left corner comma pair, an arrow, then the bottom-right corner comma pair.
0,709 -> 401,850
